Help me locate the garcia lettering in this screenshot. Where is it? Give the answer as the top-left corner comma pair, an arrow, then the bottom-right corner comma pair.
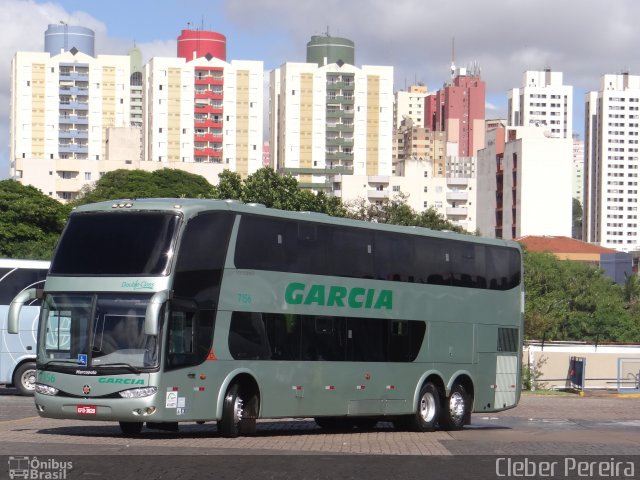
285,282 -> 393,310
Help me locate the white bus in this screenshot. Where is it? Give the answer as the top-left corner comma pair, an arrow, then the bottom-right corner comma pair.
0,259 -> 49,395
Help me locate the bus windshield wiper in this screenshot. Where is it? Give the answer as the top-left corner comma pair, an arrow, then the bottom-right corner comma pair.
97,363 -> 141,374
38,360 -> 83,371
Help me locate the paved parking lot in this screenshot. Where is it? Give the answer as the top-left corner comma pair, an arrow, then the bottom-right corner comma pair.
1,390 -> 639,456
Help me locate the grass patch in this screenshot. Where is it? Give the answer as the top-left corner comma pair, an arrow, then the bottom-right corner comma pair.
522,389 -> 576,396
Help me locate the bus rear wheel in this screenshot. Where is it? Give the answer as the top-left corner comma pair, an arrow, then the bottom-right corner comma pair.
119,421 -> 143,435
13,362 -> 36,396
404,382 -> 440,432
439,383 -> 470,431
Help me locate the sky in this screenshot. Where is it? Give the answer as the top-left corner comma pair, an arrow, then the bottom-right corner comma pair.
1,0 -> 639,179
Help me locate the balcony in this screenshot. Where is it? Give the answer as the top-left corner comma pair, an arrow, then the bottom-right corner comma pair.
446,191 -> 468,201
446,177 -> 469,186
446,207 -> 468,216
59,72 -> 89,81
59,129 -> 88,139
368,190 -> 390,200
58,143 -> 88,154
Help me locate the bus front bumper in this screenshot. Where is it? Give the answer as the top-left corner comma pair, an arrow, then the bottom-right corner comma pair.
34,392 -> 162,422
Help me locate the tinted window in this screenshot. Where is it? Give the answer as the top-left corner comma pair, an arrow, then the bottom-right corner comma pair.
229,311 -> 425,362
173,212 -> 234,307
51,212 -> 180,275
166,303 -> 216,370
0,268 -> 47,304
234,215 -> 521,290
374,232 -> 415,282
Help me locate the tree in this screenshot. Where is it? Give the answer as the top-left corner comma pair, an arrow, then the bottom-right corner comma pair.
72,169 -> 215,206
0,180 -> 71,259
523,249 -> 640,343
344,193 -> 465,232
210,167 -> 347,216
572,198 -> 583,239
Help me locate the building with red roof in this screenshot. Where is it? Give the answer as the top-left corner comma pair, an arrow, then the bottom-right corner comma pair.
517,235 -> 632,284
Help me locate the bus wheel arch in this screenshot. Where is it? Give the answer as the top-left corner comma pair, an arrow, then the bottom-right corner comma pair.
218,373 -> 260,438
12,361 -> 37,396
440,375 -> 474,430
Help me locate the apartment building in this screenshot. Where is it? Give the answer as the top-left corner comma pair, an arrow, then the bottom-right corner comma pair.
393,84 -> 429,130
269,35 -> 393,189
477,126 -> 572,239
143,54 -> 263,179
10,25 -> 136,201
426,65 -> 486,158
10,25 -> 263,200
584,73 -> 640,252
508,69 -> 573,139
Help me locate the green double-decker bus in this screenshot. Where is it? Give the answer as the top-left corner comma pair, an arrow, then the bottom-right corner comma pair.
9,198 -> 523,437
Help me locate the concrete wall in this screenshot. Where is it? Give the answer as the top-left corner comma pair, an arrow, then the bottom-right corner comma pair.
524,342 -> 640,391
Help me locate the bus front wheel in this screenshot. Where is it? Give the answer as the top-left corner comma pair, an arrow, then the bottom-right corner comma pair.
402,382 -> 440,432
439,383 -> 470,431
219,383 -> 243,437
13,362 -> 36,396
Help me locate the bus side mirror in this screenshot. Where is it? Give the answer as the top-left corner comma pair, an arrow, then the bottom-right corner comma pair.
8,288 -> 37,334
145,290 -> 170,336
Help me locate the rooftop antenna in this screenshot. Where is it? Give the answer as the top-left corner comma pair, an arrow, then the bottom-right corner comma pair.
450,36 -> 456,81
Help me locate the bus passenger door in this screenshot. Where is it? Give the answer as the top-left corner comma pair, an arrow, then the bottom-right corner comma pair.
163,302 -> 215,422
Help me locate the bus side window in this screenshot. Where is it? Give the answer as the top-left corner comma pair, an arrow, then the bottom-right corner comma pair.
228,312 -> 271,360
166,309 -> 215,369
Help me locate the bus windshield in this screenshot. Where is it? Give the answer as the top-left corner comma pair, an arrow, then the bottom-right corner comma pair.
50,212 -> 180,276
38,293 -> 159,369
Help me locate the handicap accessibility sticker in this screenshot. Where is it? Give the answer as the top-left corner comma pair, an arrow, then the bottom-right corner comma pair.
77,354 -> 88,366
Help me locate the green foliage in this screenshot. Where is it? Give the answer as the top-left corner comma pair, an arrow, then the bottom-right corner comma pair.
523,250 -> 640,343
0,180 -> 71,260
71,169 -> 215,206
210,167 -> 347,216
344,193 -> 465,232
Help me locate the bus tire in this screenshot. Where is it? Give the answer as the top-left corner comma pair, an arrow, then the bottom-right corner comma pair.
218,383 -> 244,438
13,362 -> 37,396
119,421 -> 143,435
439,383 -> 470,431
407,382 -> 440,432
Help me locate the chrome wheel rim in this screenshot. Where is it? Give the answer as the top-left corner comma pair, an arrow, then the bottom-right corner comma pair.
21,369 -> 36,391
419,391 -> 436,423
449,392 -> 465,421
233,396 -> 244,425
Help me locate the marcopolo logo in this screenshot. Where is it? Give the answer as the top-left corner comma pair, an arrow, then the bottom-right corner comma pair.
98,378 -> 145,385
285,282 -> 393,310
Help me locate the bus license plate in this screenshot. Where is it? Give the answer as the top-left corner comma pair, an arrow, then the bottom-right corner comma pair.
77,405 -> 97,415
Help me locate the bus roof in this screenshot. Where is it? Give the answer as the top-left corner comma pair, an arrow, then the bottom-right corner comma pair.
72,198 -> 520,250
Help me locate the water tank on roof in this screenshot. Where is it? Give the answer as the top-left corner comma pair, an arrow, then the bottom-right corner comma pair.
306,35 -> 354,67
177,29 -> 226,61
45,24 -> 95,57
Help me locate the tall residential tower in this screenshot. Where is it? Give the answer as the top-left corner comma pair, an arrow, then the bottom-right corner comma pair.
584,73 -> 640,252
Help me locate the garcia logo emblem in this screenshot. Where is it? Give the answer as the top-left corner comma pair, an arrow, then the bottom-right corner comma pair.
82,385 -> 91,395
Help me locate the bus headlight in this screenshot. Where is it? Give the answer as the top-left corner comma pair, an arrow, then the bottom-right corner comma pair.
35,383 -> 59,396
118,386 -> 158,398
